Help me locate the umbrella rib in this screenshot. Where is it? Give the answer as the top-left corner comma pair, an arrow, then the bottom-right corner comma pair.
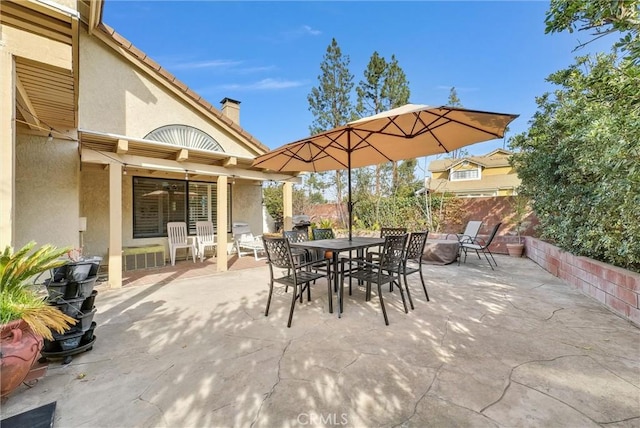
350,129 -> 395,162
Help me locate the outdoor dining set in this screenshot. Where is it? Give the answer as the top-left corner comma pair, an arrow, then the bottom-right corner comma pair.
260,220 -> 503,328
261,227 -> 430,328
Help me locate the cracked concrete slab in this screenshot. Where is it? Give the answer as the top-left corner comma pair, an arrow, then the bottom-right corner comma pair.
2,255 -> 639,427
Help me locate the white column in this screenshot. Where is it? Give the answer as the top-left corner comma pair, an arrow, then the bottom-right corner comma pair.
283,182 -> 293,231
108,163 -> 123,287
216,175 -> 228,272
0,51 -> 15,248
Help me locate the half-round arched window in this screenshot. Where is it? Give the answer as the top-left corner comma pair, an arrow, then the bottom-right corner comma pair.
144,125 -> 224,152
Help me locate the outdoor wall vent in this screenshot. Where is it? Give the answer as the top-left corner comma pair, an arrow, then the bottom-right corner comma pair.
144,125 -> 224,152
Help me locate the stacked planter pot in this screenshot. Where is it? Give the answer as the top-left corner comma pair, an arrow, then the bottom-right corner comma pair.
41,259 -> 100,364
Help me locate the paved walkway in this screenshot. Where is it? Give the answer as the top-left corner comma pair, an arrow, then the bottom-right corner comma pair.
3,255 -> 639,427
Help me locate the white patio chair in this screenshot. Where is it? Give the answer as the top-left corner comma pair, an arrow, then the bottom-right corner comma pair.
448,220 -> 483,244
232,222 -> 265,261
195,221 -> 216,262
167,222 -> 196,265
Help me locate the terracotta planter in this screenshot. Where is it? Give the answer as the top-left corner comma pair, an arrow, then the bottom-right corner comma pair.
0,319 -> 44,398
507,243 -> 525,257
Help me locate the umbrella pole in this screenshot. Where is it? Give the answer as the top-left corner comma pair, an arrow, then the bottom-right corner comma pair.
348,133 -> 352,241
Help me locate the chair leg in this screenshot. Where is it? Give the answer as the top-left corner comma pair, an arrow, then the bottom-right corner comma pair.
418,268 -> 429,301
487,249 -> 498,267
482,250 -> 495,270
265,280 -> 274,316
395,277 -> 409,314
378,282 -> 389,325
327,275 -> 333,314
403,274 -> 414,310
170,248 -> 176,266
287,283 -> 297,328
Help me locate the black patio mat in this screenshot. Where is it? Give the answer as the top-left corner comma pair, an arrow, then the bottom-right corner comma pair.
1,401 -> 56,428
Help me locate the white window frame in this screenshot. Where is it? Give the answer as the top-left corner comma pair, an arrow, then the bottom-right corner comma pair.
450,165 -> 481,181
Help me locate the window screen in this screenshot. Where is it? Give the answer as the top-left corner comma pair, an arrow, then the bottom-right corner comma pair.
133,177 -> 231,238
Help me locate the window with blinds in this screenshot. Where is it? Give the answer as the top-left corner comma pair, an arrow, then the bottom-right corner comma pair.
133,177 -> 231,238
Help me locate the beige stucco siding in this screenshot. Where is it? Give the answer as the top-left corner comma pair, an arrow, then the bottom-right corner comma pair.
232,183 -> 264,234
484,165 -> 514,176
15,133 -> 80,250
79,166 -> 109,258
78,32 -> 253,157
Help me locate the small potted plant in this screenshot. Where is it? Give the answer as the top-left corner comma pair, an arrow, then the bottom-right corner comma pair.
1,242 -> 76,398
506,192 -> 530,257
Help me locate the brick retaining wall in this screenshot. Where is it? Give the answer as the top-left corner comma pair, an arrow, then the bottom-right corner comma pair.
525,237 -> 640,326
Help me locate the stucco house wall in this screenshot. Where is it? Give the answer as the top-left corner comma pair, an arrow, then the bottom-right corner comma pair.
78,32 -> 253,157
16,133 -> 80,250
232,183 -> 264,234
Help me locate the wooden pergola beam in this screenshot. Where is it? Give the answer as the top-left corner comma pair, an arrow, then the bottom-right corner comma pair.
176,148 -> 188,162
15,75 -> 40,130
116,139 -> 128,154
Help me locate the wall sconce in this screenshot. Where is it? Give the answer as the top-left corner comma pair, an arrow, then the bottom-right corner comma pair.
47,131 -> 53,143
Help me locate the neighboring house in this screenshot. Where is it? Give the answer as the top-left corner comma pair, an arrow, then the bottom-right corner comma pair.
1,0 -> 296,287
427,149 -> 520,197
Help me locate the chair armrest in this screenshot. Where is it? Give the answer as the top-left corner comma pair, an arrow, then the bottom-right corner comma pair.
340,257 -> 380,271
298,257 -> 331,271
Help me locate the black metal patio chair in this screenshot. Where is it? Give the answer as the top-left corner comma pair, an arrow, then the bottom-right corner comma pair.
459,222 -> 502,270
340,234 -> 408,325
399,231 -> 429,309
262,236 -> 332,327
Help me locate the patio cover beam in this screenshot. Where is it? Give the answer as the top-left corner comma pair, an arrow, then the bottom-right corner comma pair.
81,148 -> 302,183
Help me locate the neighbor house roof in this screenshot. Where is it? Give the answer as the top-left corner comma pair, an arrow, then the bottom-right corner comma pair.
429,149 -> 513,172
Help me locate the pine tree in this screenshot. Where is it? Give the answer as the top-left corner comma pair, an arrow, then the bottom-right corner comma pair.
447,87 -> 469,159
307,38 -> 355,208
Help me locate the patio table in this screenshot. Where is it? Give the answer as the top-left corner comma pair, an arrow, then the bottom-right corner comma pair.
289,237 -> 385,317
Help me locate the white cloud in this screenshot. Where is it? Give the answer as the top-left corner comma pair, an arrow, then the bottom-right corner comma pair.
217,78 -> 306,91
237,65 -> 278,74
302,25 -> 321,36
170,59 -> 242,70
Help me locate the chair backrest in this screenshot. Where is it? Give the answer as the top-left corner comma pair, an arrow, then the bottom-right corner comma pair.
284,230 -> 308,243
167,222 -> 188,244
458,220 -> 483,243
483,222 -> 502,247
462,221 -> 483,238
380,234 -> 407,267
405,231 -> 429,260
312,228 -> 335,240
232,222 -> 256,243
380,227 -> 407,238
262,236 -> 294,269
196,221 -> 215,243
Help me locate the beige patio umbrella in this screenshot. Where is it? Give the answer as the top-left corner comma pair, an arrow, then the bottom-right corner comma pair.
252,104 -> 519,239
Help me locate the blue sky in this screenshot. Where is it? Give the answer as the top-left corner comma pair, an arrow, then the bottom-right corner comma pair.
103,1 -> 614,159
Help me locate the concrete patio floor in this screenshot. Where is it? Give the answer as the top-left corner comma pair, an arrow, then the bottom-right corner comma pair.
2,255 -> 639,427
